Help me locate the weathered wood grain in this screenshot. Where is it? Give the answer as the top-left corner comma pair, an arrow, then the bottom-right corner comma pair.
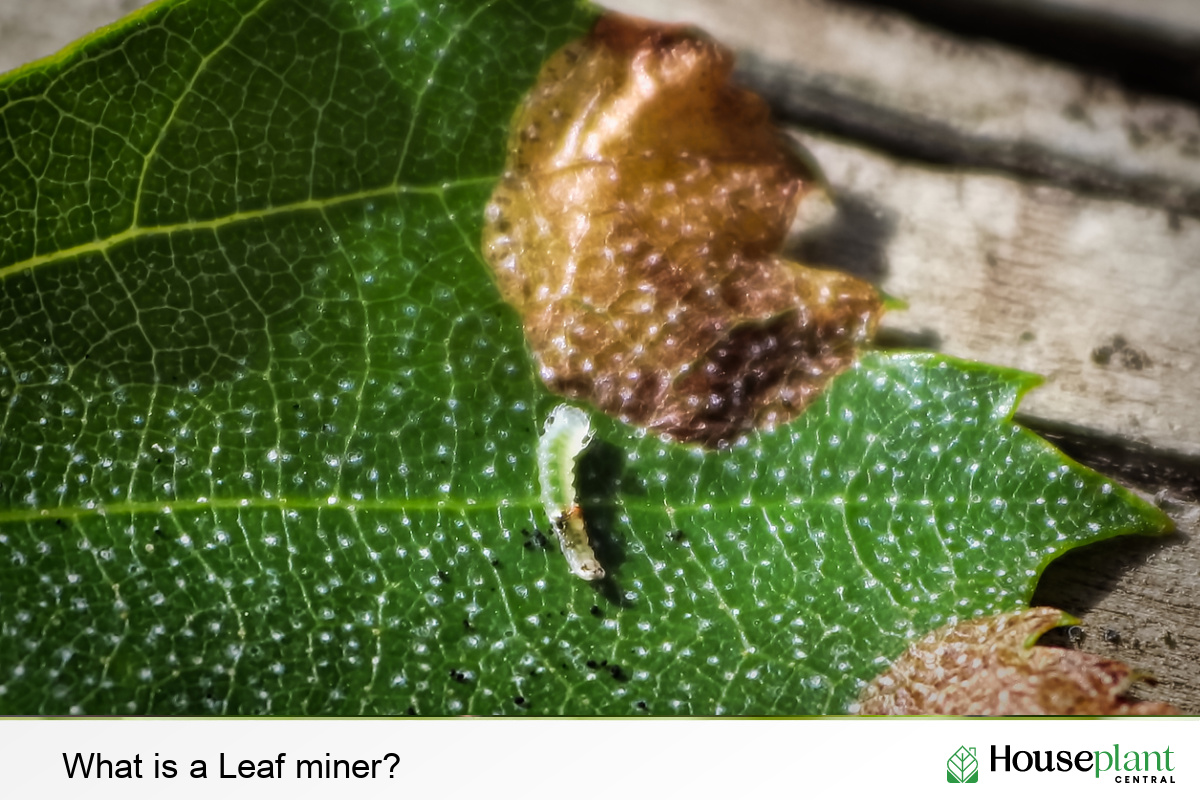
607,0 -> 1200,217
1016,0 -> 1200,37
0,0 -> 147,75
844,0 -> 1200,108
880,0 -> 1200,44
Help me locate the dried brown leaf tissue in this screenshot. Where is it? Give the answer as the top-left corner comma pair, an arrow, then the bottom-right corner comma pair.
483,12 -> 881,446
855,608 -> 1179,715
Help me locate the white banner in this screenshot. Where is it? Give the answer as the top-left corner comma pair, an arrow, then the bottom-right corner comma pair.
1,717 -> 1195,799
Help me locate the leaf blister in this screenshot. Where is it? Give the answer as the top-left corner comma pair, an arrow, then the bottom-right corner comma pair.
483,13 -> 882,447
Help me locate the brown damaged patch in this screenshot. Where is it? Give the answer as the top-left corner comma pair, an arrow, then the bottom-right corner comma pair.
482,12 -> 881,447
855,608 -> 1179,715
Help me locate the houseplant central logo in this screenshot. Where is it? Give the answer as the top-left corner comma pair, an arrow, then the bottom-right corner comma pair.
948,746 -> 980,783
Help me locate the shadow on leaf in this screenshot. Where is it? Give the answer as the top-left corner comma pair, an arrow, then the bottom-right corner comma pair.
577,437 -> 640,607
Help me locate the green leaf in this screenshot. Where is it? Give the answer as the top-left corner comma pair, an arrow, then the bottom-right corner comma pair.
0,0 -> 1169,714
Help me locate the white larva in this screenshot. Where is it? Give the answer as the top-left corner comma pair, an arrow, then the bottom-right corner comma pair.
536,404 -> 605,581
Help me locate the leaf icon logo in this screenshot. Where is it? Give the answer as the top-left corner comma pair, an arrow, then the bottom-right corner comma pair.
947,746 -> 979,783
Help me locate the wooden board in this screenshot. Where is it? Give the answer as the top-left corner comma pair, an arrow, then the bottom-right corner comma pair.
607,0 -> 1200,214
1020,0 -> 1200,36
857,0 -> 1200,49
819,0 -> 1200,111
0,0 -> 147,75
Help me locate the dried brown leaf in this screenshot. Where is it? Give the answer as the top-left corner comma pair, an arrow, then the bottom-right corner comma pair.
855,607 -> 1179,715
482,13 -> 881,446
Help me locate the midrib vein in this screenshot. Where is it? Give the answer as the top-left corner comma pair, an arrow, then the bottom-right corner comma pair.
0,494 -> 536,523
0,493 -> 941,524
0,175 -> 497,282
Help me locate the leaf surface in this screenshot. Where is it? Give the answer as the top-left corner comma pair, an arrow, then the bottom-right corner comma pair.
0,0 -> 1170,714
